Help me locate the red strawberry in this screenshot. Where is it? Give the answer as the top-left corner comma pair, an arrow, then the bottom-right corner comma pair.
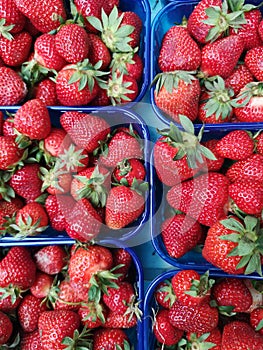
161,214 -> 203,259
78,301 -> 107,328
87,33 -> 111,70
20,329 -> 41,350
34,33 -> 66,71
255,132 -> 263,155
168,300 -> 219,333
110,51 -> 143,82
250,307 -> 263,335
120,11 -> 142,49
45,194 -> 68,232
33,79 -> 58,106
102,0 -> 119,15
201,139 -> 224,172
171,270 -> 213,306
2,117 -> 15,137
106,73 -> 139,105
155,280 -> 176,309
0,247 -> 36,289
34,245 -> 67,275
0,0 -> 26,34
215,130 -> 254,160
245,47 -> 263,81
55,23 -> 89,64
0,136 -> 24,170
226,153 -> 263,183
103,310 -> 137,328
153,309 -> 184,346
30,271 -> 53,299
93,328 -> 130,350
40,167 -> 72,195
43,128 -> 67,157
187,328 -> 222,350
54,280 -> 83,311
14,99 -> 51,140
0,197 -> 24,230
60,111 -> 110,153
0,67 -> 27,105
167,172 -> 229,227
158,26 -> 201,72
200,35 -> 244,79
153,71 -> 200,123
225,63 -> 254,96
112,158 -> 146,186
38,310 -> 80,350
18,294 -> 48,332
90,87 -> 110,106
0,311 -> 13,345
112,248 -> 132,282
0,288 -> 21,312
74,0 -> 104,33
221,321 -> 263,349
212,278 -> 252,313
103,281 -> 135,314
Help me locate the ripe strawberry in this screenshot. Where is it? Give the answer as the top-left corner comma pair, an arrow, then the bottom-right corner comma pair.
200,35 -> 244,79
78,301 -> 107,328
34,245 -> 67,275
0,0 -> 26,34
155,280 -> 176,309
215,130 -> 254,160
57,143 -> 89,174
14,99 -> 51,140
0,287 -> 21,312
0,197 -> 24,230
55,23 -> 89,64
0,136 -> 24,170
225,63 -> 254,96
226,153 -> 263,183
187,328 -> 222,350
245,47 -> 263,80
14,0 -> 66,33
90,86 -> 110,106
18,294 -> 48,332
103,281 -> 135,314
102,0 -> 119,15
171,270 -> 213,306
221,321 -> 263,349
0,311 -> 13,345
153,71 -> 200,123
74,0 -> 104,33
43,128 -> 67,158
0,246 -> 36,289
202,215 -> 263,275
93,328 -> 130,350
120,11 -> 142,49
60,110 -> 110,153
105,184 -> 145,229
112,248 -> 132,282
250,307 -> 263,335
228,180 -> 263,215
106,73 -> 139,105
38,310 -> 80,350
161,214 -> 203,259
112,158 -> 146,186
110,51 -> 143,82
54,280 -> 83,311
33,78 -> 59,106
158,26 -> 201,72
2,117 -> 15,137
9,163 -> 43,201
34,33 -> 66,71
103,310 -> 137,328
30,271 -> 53,299
167,172 -> 229,227
45,194 -> 68,232
40,167 -> 72,195
87,33 -> 111,70
234,82 -> 263,122
255,132 -> 263,155
213,278 -> 252,313
168,300 -> 219,333
0,31 -> 32,67
201,139 -> 224,172
20,329 -> 41,350
0,67 -> 27,105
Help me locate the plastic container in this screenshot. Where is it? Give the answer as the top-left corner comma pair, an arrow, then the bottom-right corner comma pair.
0,106 -> 151,246
150,0 -> 263,126
150,122 -> 263,270
143,269 -> 263,349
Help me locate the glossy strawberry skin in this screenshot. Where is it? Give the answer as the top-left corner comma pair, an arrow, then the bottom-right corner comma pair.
45,194 -> 68,232
226,154 -> 263,183
103,310 -> 137,328
112,158 -> 146,186
245,46 -> 263,81
120,11 -> 142,49
30,271 -> 53,299
74,0 -> 104,33
112,248 -> 132,283
20,329 -> 41,350
0,0 -> 26,33
225,64 -> 254,96
0,67 -> 27,106
33,79 -> 59,106
87,33 -> 111,70
0,311 -> 13,345
34,245 -> 67,275
255,132 -> 263,155
234,95 -> 263,122
201,139 -> 224,171
93,328 -> 129,350
16,202 -> 49,229
103,281 -> 135,314
0,136 -> 23,170
250,307 -> 263,335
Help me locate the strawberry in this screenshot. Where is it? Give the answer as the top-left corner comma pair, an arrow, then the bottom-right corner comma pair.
255,132 -> 263,155
221,321 -> 263,349
228,180 -> 263,215
14,99 -> 51,140
0,67 -> 27,105
186,328 -> 222,350
45,194 -> 68,232
0,197 -> 24,230
0,311 -> 13,345
226,153 -> 263,183
0,136 -> 24,170
212,277 -> 252,313
106,72 -> 139,105
158,26 -> 201,72
54,279 -> 83,311
87,33 -> 111,70
215,130 -> 254,160
245,47 -> 263,80
2,117 -> 15,137
57,143 -> 89,174
9,164 -> 43,201
93,328 -> 130,350
40,167 -> 72,195
43,128 -> 67,158
161,213 -> 203,259
78,301 -> 107,328
34,245 -> 67,275
38,310 -> 80,350
0,287 -> 21,312
55,23 -> 89,64
225,63 -> 254,96
112,158 -> 146,186
110,51 -> 143,82
103,310 -> 137,328
90,86 -> 110,106
0,31 -> 32,67
33,78 -> 59,106
0,0 -> 26,34
168,300 -> 219,333
153,71 -> 201,123
61,111 -> 110,153
14,0 -> 67,33
201,139 -> 224,172
102,0 -> 119,15
105,183 -> 146,229
202,215 -> 263,275
74,0 -> 104,33
250,307 -> 263,335
0,247 -> 36,289
20,329 -> 41,350
234,82 -> 263,122
200,35 -> 244,79
18,294 -> 48,332
30,271 -> 53,299
167,172 -> 229,227
112,248 -> 132,283
155,280 -> 176,309
171,270 -> 214,306
120,11 -> 142,49
103,281 -> 136,314
34,33 -> 66,71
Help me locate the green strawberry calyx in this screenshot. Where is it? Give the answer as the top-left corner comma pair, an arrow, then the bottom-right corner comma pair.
61,326 -> 93,349
233,82 -> 263,107
153,70 -> 197,95
0,18 -> 15,41
182,332 -> 217,350
9,215 -> 48,239
184,270 -> 215,298
219,215 -> 263,276
56,144 -> 87,173
157,279 -> 177,308
110,48 -> 138,75
157,115 -> 217,169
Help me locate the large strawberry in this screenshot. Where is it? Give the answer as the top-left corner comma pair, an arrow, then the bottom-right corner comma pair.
0,0 -> 26,34
93,328 -> 130,350
0,67 -> 27,105
245,47 -> 263,81
158,25 -> 201,72
34,245 -> 67,275
226,153 -> 263,183
153,71 -> 201,123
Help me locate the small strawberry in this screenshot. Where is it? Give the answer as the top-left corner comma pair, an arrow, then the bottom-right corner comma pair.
226,153 -> 263,183
0,311 -> 13,345
112,158 -> 146,186
245,47 -> 263,81
0,67 -> 27,105
250,307 -> 263,335
93,328 -> 130,350
87,33 -> 111,70
0,136 -> 24,170
34,245 -> 67,275
225,63 -> 254,96
30,271 -> 53,299
255,132 -> 263,155
158,25 -> 201,72
112,248 -> 132,283
33,78 -> 59,106
110,51 -> 143,82
105,72 -> 139,105
78,301 -> 107,328
155,280 -> 176,309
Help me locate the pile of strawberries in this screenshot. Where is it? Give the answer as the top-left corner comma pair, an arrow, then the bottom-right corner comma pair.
0,99 -> 148,241
0,0 -> 144,107
153,0 -> 263,123
151,269 -> 263,349
153,116 -> 263,275
0,243 -> 141,349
